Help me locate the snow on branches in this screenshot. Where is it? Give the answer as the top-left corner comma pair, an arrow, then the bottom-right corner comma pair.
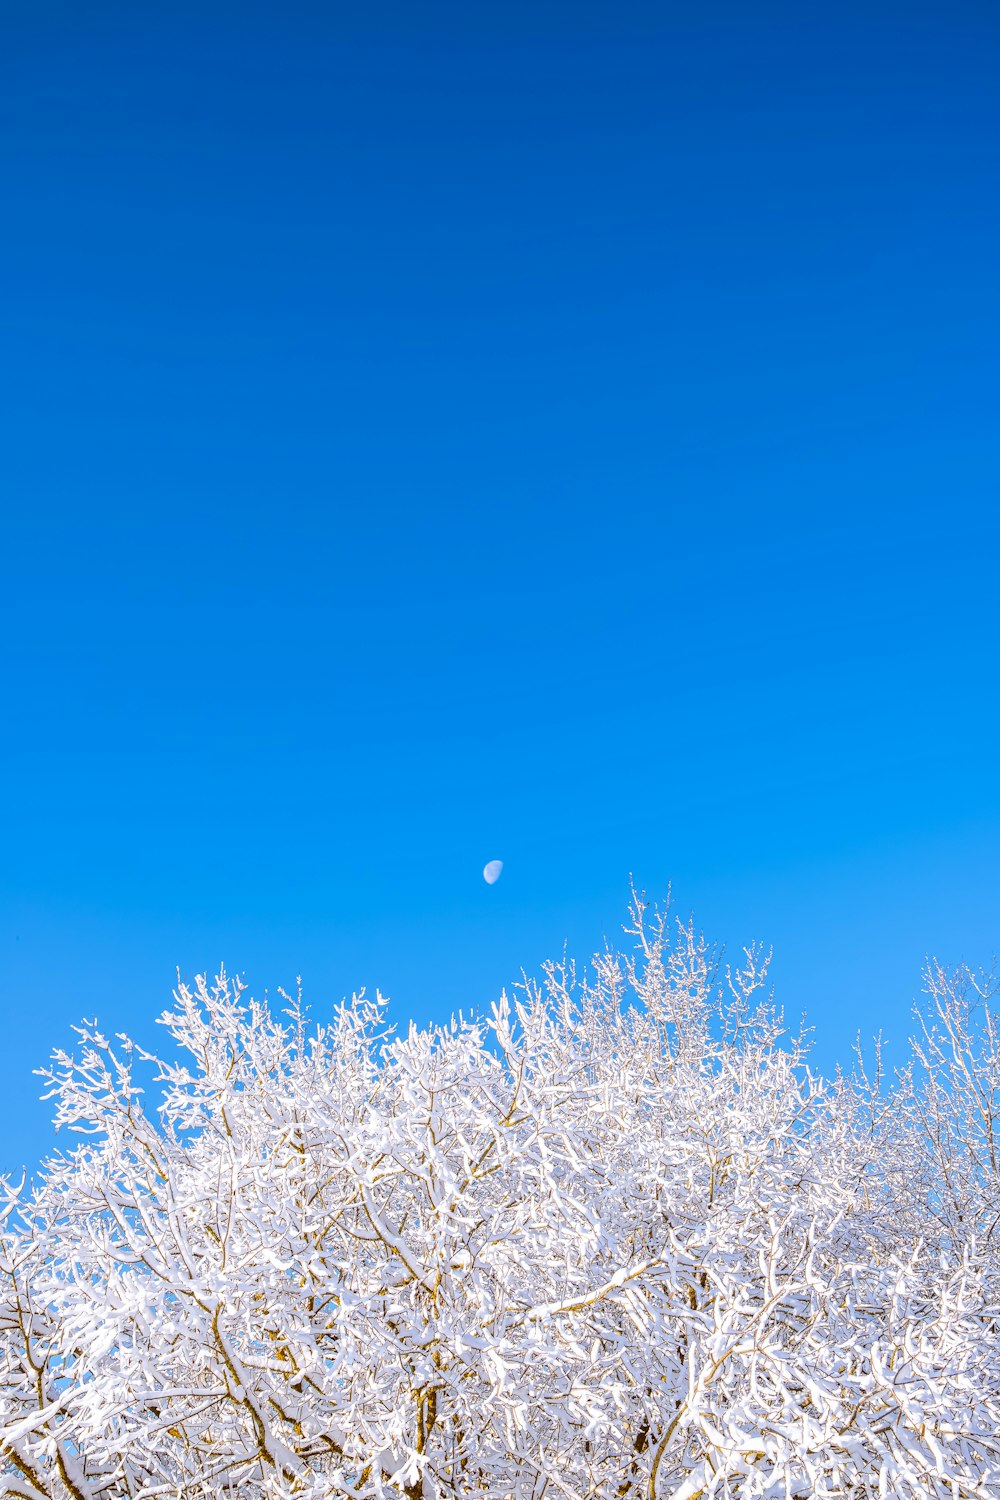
2,891 -> 999,1499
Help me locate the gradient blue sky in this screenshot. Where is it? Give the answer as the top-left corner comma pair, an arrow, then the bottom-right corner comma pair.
3,2 -> 998,1168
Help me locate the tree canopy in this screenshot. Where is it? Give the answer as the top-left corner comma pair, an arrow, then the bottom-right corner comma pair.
2,892 -> 999,1498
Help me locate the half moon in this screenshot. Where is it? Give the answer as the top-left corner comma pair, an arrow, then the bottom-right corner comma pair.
483,859 -> 503,885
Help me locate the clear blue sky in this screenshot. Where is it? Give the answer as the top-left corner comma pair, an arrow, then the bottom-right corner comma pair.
3,2 -> 998,1168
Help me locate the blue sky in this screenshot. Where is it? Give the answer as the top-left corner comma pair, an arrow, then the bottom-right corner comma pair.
3,2 -> 998,1168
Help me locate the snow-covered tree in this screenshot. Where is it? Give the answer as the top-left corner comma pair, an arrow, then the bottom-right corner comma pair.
2,890 -> 999,1498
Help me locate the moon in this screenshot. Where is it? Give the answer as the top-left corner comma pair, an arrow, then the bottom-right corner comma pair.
483,859 -> 503,885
